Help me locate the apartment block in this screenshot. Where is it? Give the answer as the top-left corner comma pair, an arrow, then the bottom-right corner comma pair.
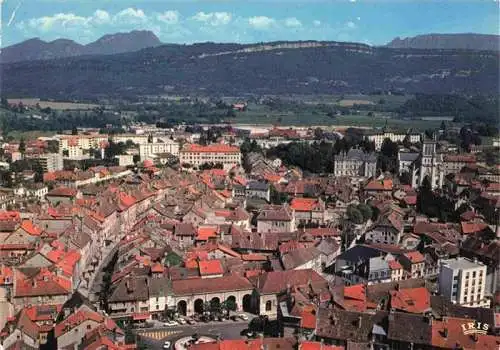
438,257 -> 490,308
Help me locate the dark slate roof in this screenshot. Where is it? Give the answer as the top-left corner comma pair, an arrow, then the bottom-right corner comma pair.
398,152 -> 420,162
336,245 -> 384,264
336,148 -> 377,163
247,181 -> 269,191
315,308 -> 388,343
430,295 -> 495,327
386,312 -> 432,346
108,276 -> 149,303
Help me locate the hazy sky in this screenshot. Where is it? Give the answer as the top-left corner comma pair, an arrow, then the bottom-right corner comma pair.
1,0 -> 498,47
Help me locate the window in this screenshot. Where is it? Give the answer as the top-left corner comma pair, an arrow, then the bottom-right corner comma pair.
472,271 -> 476,278
265,300 -> 272,311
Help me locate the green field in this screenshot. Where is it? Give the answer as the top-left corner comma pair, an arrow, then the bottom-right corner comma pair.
230,106 -> 449,131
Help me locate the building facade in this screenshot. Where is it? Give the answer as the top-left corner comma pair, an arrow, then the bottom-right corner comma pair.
438,257 -> 489,308
179,144 -> 242,171
333,149 -> 377,178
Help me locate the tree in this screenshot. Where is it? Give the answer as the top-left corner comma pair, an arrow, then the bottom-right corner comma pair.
357,203 -> 373,222
18,138 -> 26,156
270,185 -> 288,204
346,205 -> 364,224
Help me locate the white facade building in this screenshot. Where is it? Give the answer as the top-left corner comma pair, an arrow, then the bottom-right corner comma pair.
438,257 -> 490,308
366,131 -> 421,151
139,139 -> 180,161
179,144 -> 241,171
333,148 -> 377,178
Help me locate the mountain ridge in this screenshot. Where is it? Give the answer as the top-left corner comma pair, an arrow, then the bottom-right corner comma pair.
386,33 -> 499,51
2,40 -> 497,99
0,30 -> 162,63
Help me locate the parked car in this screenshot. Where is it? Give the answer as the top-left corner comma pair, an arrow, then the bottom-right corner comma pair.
230,315 -> 239,322
163,341 -> 171,349
238,314 -> 249,321
177,318 -> 187,325
186,318 -> 196,325
163,320 -> 179,327
216,315 -> 224,322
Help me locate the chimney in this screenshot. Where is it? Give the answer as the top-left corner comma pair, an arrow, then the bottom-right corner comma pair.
443,328 -> 448,338
357,315 -> 362,329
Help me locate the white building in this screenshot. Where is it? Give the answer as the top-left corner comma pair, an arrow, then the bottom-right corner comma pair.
139,139 -> 180,161
57,134 -> 108,159
366,131 -> 421,151
411,139 -> 444,189
333,148 -> 377,178
179,144 -> 241,171
438,257 -> 490,308
30,153 -> 63,172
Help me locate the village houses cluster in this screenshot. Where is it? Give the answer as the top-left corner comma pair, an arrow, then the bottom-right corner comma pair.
0,124 -> 498,350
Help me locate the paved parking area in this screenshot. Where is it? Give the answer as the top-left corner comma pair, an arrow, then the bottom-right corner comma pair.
136,320 -> 251,350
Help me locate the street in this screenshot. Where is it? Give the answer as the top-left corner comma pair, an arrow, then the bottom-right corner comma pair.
135,320 -> 251,349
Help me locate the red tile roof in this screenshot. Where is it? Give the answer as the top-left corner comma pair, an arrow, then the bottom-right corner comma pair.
47,187 -> 78,197
0,211 -> 20,221
20,220 -> 42,236
388,260 -> 403,270
183,144 -> 240,153
196,226 -> 218,241
0,265 -> 13,285
171,275 -> 252,296
151,263 -> 165,273
198,260 -> 224,276
299,307 -> 317,330
404,251 -> 425,264
390,287 -> 431,313
290,198 -> 323,212
54,308 -> 105,337
300,341 -> 344,350
431,317 -> 500,349
15,268 -> 72,297
365,179 -> 393,191
461,222 -> 489,235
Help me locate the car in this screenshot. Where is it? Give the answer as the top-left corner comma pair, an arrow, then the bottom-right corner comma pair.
186,318 -> 196,325
177,318 -> 187,325
230,315 -> 239,322
216,315 -> 224,322
238,314 -> 249,321
163,320 -> 179,327
163,341 -> 171,349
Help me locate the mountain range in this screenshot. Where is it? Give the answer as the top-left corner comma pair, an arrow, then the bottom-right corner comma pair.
1,31 -> 499,65
0,30 -> 162,63
386,33 -> 500,51
2,38 -> 498,99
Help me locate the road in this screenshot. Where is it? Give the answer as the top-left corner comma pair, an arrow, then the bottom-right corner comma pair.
135,320 -> 251,349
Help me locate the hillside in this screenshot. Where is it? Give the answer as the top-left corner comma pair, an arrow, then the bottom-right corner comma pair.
0,30 -> 162,63
386,33 -> 500,51
1,40 -> 498,98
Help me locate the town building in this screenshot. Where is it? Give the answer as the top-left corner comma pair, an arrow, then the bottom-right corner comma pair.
438,257 -> 490,308
138,139 -> 180,161
179,144 -> 242,171
333,148 -> 377,178
28,152 -> 64,172
365,130 -> 421,150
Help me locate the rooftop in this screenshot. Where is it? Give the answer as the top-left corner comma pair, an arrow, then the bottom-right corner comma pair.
441,257 -> 485,270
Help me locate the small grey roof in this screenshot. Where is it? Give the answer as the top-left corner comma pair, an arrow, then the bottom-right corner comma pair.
247,181 -> 269,191
336,148 -> 377,162
440,257 -> 485,270
399,152 -> 419,162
